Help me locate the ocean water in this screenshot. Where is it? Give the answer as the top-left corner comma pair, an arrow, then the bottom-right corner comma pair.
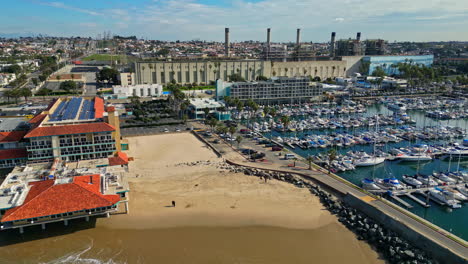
262,104 -> 468,240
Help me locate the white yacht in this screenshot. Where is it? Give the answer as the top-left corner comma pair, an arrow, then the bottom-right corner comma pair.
443,144 -> 468,157
443,188 -> 467,201
375,178 -> 407,190
429,188 -> 462,209
416,175 -> 438,186
432,172 -> 458,184
354,156 -> 386,167
398,153 -> 432,161
388,102 -> 407,112
402,175 -> 423,188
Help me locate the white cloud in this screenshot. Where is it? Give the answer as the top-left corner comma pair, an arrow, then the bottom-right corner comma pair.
42,1 -> 100,16
34,0 -> 468,41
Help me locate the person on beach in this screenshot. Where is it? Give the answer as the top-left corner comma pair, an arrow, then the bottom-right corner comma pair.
172,201 -> 176,207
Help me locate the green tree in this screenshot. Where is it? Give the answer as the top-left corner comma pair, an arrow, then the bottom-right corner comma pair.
18,88 -> 32,101
371,67 -> 386,77
228,74 -> 246,82
327,149 -> 337,174
280,115 -> 291,129
2,64 -> 22,75
96,68 -> 119,85
31,78 -> 38,86
203,108 -> 210,118
256,75 -> 268,81
235,135 -> 243,148
207,117 -> 218,132
3,90 -> 14,103
36,87 -> 52,100
60,80 -> 77,93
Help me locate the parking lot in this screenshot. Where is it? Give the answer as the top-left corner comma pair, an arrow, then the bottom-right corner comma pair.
121,124 -> 195,137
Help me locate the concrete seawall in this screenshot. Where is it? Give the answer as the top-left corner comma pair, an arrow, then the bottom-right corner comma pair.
343,193 -> 467,264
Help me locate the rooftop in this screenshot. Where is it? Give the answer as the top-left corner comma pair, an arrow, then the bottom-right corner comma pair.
1,175 -> 120,223
0,118 -> 30,132
0,162 -> 129,216
0,131 -> 27,143
25,122 -> 115,138
47,97 -> 103,123
108,152 -> 129,166
189,98 -> 225,109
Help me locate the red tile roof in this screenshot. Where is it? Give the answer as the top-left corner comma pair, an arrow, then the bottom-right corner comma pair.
0,131 -> 27,143
108,152 -> 129,166
1,175 -> 120,223
25,122 -> 115,138
0,148 -> 28,160
94,97 -> 104,118
28,114 -> 47,126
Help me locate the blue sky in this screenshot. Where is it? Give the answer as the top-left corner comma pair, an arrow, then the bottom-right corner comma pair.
1,0 -> 467,41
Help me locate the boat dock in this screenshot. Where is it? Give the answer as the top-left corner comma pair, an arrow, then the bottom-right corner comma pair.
390,194 -> 414,208
404,193 -> 430,208
371,183 -> 466,208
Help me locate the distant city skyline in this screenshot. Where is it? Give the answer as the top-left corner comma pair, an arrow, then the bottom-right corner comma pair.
2,0 -> 468,42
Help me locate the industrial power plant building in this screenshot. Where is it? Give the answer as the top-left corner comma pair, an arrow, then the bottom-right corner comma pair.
133,28 -> 433,86
216,77 -> 322,104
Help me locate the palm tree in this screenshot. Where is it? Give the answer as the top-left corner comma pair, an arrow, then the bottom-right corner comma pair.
229,125 -> 237,137
235,135 -> 243,148
327,149 -> 337,174
207,117 -> 218,132
280,115 -> 290,130
203,108 -> 210,119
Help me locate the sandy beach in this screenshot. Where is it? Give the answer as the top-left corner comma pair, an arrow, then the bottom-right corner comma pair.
0,133 -> 384,264
100,133 -> 383,263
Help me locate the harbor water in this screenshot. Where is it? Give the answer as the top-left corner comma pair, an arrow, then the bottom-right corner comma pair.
263,104 -> 468,240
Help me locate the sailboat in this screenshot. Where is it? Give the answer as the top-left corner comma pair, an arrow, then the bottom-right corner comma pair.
354,116 -> 386,167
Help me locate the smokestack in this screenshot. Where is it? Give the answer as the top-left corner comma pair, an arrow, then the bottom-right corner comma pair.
266,28 -> 271,59
356,32 -> 361,41
225,28 -> 230,57
330,32 -> 336,57
296,28 -> 301,47
267,28 -> 271,45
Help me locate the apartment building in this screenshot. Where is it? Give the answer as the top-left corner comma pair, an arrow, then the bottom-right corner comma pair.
216,77 -> 322,104
24,97 -> 121,163
112,83 -> 162,99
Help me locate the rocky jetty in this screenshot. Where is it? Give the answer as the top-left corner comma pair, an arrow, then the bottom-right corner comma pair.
221,163 -> 436,264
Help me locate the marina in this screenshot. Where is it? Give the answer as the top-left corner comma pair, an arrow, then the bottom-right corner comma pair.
232,99 -> 468,240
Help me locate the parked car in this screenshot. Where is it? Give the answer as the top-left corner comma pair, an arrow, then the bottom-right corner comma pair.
284,153 -> 296,160
272,146 -> 283,151
241,148 -> 257,155
251,152 -> 266,160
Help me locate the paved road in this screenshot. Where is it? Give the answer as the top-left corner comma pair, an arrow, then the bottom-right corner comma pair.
201,128 -> 468,261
